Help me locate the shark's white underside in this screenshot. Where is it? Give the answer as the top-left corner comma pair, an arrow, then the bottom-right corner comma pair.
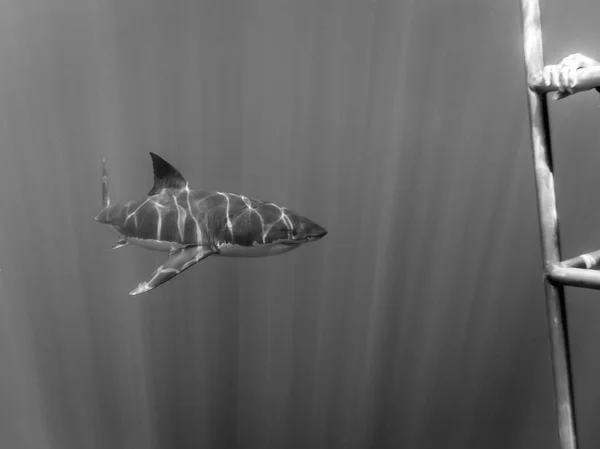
122,235 -> 297,257
127,238 -> 297,257
105,224 -> 297,257
217,242 -> 297,257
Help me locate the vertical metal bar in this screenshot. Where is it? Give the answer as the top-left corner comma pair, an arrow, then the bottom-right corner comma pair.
519,1 -> 578,448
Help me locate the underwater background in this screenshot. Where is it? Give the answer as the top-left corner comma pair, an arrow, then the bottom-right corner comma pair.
2,0 -> 600,448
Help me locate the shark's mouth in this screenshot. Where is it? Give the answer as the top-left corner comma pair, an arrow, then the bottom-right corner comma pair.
280,241 -> 302,247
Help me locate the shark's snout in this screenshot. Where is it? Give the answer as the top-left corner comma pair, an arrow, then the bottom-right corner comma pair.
311,224 -> 327,240
288,214 -> 327,243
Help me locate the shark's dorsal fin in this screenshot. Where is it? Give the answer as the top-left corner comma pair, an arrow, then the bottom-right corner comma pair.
148,152 -> 188,195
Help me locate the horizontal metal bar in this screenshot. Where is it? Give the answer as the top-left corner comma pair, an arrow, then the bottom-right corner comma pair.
529,65 -> 600,94
560,249 -> 600,269
548,265 -> 600,290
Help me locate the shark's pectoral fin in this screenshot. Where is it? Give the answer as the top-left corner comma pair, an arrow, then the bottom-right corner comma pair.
111,238 -> 128,250
129,245 -> 216,296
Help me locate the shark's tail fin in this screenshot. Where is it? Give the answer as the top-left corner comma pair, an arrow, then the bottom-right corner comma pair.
102,158 -> 111,209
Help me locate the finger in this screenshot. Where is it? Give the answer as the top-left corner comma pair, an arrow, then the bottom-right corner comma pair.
543,65 -> 553,87
568,66 -> 578,91
559,66 -> 570,92
554,90 -> 570,100
551,65 -> 561,90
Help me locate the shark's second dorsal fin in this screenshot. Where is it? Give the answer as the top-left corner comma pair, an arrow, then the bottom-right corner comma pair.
102,157 -> 111,208
148,152 -> 188,195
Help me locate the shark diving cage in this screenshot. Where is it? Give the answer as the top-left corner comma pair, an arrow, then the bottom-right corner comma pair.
520,0 -> 600,448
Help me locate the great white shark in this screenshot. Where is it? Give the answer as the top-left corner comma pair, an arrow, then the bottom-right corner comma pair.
95,153 -> 327,295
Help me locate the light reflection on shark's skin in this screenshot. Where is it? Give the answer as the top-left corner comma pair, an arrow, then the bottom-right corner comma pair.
95,153 -> 327,296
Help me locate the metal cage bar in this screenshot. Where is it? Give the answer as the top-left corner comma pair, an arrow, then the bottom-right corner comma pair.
549,266 -> 600,290
559,249 -> 600,269
519,1 -> 578,448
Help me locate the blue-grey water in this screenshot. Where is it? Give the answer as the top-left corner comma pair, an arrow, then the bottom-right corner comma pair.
1,0 -> 600,448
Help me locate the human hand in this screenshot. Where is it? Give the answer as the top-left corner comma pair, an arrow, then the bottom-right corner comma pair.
541,53 -> 600,99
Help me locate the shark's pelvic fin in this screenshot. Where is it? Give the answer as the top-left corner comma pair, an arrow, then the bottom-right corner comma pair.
129,245 -> 217,296
102,157 -> 111,209
111,238 -> 128,250
148,152 -> 188,195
